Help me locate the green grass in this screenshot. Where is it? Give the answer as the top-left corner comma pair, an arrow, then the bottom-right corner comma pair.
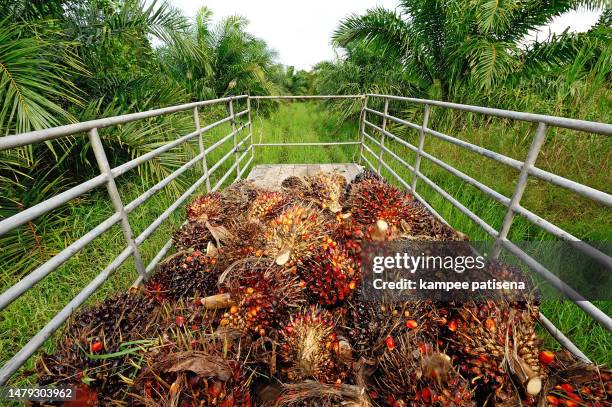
0,101 -> 609,389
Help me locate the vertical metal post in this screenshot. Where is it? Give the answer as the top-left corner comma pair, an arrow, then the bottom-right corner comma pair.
229,99 -> 241,180
377,98 -> 389,174
247,97 -> 254,163
412,104 -> 430,191
492,122 -> 548,259
194,107 -> 211,192
358,95 -> 368,164
88,128 -> 147,279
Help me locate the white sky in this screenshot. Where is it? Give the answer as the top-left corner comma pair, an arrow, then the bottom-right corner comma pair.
168,0 -> 602,70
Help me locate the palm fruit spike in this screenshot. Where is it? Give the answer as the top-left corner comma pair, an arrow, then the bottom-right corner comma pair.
248,190 -> 290,222
274,381 -> 371,407
448,300 -> 544,400
265,204 -> 330,266
543,351 -> 611,407
37,292 -> 162,404
345,177 -> 413,225
145,249 -> 221,302
300,243 -> 359,305
221,180 -> 262,215
279,307 -> 350,384
204,258 -> 305,337
340,297 -> 445,360
131,332 -> 251,407
172,220 -> 213,251
375,332 -> 475,407
308,172 -> 347,213
398,199 -> 467,241
186,192 -> 224,223
220,220 -> 266,263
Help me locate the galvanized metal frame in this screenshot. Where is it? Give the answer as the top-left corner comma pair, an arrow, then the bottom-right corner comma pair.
0,93 -> 610,384
361,94 -> 612,363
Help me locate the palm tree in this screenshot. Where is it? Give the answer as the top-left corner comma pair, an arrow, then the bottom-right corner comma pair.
332,0 -> 606,99
161,7 -> 280,100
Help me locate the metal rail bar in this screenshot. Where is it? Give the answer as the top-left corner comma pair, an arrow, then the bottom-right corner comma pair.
249,95 -> 362,100
0,96 -> 248,150
0,174 -> 107,236
412,104 -> 430,191
538,314 -> 590,363
229,100 -> 241,179
194,106 -> 211,192
0,245 -> 134,385
254,142 -> 360,147
377,99 -> 389,174
367,94 -> 612,136
89,128 -> 147,279
365,108 -> 612,207
493,123 -> 548,258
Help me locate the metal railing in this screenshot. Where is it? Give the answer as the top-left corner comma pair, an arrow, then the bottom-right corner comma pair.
0,94 -> 610,384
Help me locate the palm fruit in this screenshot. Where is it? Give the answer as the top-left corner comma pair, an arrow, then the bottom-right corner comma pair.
300,243 -> 359,305
278,307 -> 350,384
186,192 -> 225,223
211,258 -> 305,337
37,292 -> 162,404
172,220 -> 214,251
540,350 -> 611,407
447,300 -> 544,403
265,204 -> 330,267
130,333 -> 251,407
285,172 -> 347,213
220,219 -> 266,264
248,190 -> 290,222
145,250 -> 221,302
374,331 -> 475,406
340,298 -> 446,360
345,177 -> 413,226
397,199 -> 467,241
221,180 -> 262,215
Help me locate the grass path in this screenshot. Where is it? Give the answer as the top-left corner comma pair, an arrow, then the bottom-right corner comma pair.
0,102 -> 609,387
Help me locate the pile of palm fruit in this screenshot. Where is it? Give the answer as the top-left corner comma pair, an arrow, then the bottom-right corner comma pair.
35,171 -> 610,406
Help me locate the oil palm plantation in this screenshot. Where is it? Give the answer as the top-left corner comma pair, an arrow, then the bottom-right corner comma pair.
332,0 -> 607,99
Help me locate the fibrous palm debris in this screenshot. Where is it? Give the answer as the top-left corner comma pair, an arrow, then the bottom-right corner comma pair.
36,171 -> 611,407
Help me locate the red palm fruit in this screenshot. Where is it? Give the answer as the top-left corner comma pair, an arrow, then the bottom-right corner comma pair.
405,319 -> 418,329
248,191 -> 289,222
264,205 -> 330,267
300,243 -> 359,305
175,316 -> 185,327
278,307 -> 349,384
145,251 -> 221,302
215,258 -> 305,336
91,341 -> 103,353
186,192 -> 224,223
375,332 -> 474,406
345,177 -> 413,225
447,300 -> 544,401
131,335 -> 250,406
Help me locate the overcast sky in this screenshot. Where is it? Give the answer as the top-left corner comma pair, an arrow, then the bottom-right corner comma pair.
168,0 -> 602,70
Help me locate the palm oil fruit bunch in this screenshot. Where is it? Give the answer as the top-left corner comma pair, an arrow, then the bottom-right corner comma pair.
213,258 -> 305,337
186,192 -> 225,223
248,190 -> 290,222
448,300 -> 544,403
345,176 -> 413,226
130,335 -> 252,407
172,220 -> 216,251
374,332 -> 474,407
221,180 -> 262,216
287,172 -> 347,213
221,220 -> 266,264
37,292 -> 162,404
278,307 -> 350,384
264,204 -> 330,267
145,249 -> 221,302
300,243 -> 359,305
